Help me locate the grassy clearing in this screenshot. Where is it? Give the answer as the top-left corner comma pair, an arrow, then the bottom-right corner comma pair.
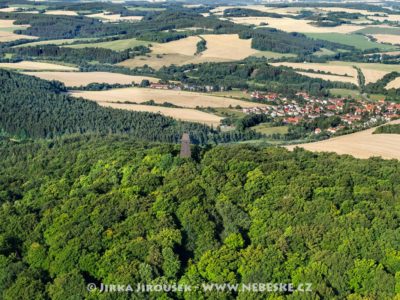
252,124 -> 289,135
305,33 -> 397,51
314,48 -> 336,57
355,27 -> 400,35
16,37 -> 101,48
368,94 -> 386,101
211,90 -> 253,100
251,50 -> 297,59
212,108 -> 247,118
330,88 -> 363,100
0,61 -> 78,71
64,38 -> 152,51
10,4 -> 47,9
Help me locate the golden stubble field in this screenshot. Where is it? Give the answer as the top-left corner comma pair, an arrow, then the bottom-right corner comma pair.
228,17 -> 364,33
386,77 -> 400,89
0,19 -> 37,42
271,61 -> 400,85
23,71 -> 160,86
0,61 -> 78,71
286,119 -> 400,160
68,87 -> 265,109
271,62 -> 359,85
371,34 -> 400,45
44,10 -> 79,16
118,34 -> 264,69
86,12 -> 143,22
97,102 -> 223,127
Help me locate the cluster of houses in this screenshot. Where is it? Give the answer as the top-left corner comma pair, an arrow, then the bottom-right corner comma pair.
149,82 -> 222,92
244,91 -> 400,135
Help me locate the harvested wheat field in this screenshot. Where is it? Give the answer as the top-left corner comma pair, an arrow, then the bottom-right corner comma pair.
87,13 -> 142,22
271,62 -> 357,76
371,34 -> 400,45
0,31 -> 36,42
96,103 -> 223,127
117,36 -> 200,68
272,61 -> 400,85
153,36 -> 201,56
386,77 -> 400,89
229,17 -> 364,33
199,34 -> 259,60
44,10 -> 78,16
333,61 -> 400,83
369,15 -> 400,22
0,7 -> 18,12
297,71 -> 358,85
0,19 -> 37,42
119,34 -> 264,69
69,87 -> 264,109
23,72 -> 160,86
360,68 -> 389,84
286,119 -> 400,160
317,7 -> 378,15
271,62 -> 358,83
0,61 -> 78,71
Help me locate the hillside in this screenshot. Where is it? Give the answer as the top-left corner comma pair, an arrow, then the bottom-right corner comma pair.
0,135 -> 399,299
0,69 -> 259,144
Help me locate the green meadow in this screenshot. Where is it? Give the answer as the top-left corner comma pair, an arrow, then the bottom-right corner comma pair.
306,33 -> 397,51
64,38 -> 153,51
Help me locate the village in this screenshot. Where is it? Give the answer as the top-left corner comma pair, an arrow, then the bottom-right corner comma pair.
241,90 -> 400,135
143,81 -> 400,136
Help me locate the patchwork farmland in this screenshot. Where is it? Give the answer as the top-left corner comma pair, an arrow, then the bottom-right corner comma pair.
68,88 -> 265,109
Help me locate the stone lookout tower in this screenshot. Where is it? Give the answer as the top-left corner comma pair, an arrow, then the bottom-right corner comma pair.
180,133 -> 191,158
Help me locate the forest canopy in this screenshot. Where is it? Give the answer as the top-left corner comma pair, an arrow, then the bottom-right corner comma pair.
0,135 -> 399,299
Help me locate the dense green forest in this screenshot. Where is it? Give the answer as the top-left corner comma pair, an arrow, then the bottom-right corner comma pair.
10,45 -> 150,65
223,8 -> 284,18
239,28 -> 352,55
0,70 -> 260,144
160,60 -> 356,96
374,124 -> 400,134
0,135 -> 399,299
